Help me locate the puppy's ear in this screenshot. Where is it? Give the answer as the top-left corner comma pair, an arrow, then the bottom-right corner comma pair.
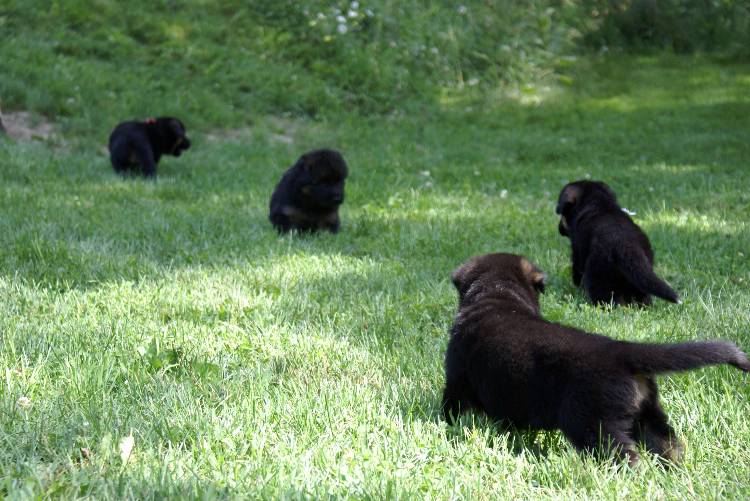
556,184 -> 582,215
450,265 -> 466,291
451,260 -> 476,293
596,181 -> 617,201
168,119 -> 185,135
297,153 -> 314,171
533,273 -> 546,293
520,257 -> 546,294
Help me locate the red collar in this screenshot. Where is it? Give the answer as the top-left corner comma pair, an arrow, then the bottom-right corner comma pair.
145,118 -> 156,124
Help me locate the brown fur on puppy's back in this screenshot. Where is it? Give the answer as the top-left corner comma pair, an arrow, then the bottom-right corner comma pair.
443,253 -> 747,465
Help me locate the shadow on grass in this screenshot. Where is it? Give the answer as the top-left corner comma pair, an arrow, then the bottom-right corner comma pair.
439,412 -> 562,460
2,65 -> 749,294
3,171 -> 745,297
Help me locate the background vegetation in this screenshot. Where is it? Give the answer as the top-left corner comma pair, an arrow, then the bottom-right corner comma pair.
1,1 -> 749,498
3,0 -> 749,133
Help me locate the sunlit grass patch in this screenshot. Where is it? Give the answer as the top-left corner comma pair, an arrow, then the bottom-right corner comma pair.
1,54 -> 750,498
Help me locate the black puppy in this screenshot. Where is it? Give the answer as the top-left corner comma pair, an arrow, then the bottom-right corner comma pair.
443,253 -> 749,465
108,117 -> 191,177
556,180 -> 679,306
269,149 -> 348,234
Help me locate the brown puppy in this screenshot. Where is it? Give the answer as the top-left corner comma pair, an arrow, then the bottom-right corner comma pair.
556,180 -> 679,306
443,253 -> 748,465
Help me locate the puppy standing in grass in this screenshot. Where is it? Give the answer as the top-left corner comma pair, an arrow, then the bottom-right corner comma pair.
108,117 -> 191,178
556,180 -> 679,306
269,149 -> 348,234
443,253 -> 748,465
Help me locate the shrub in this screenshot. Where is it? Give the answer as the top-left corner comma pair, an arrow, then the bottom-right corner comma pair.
580,0 -> 750,56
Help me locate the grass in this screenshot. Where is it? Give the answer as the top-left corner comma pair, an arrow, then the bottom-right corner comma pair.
2,38 -> 750,501
0,0 -> 581,132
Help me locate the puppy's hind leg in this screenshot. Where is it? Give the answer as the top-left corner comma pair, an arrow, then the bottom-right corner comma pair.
633,390 -> 683,464
327,216 -> 340,234
270,212 -> 293,234
571,249 -> 585,286
441,376 -> 477,425
583,259 -> 618,305
132,140 -> 157,178
565,419 -> 640,466
109,139 -> 132,174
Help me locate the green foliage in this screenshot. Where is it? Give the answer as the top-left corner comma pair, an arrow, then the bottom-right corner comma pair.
0,0 -> 579,131
1,55 -> 750,498
3,0 -> 748,132
580,0 -> 750,56
1,1 -> 750,497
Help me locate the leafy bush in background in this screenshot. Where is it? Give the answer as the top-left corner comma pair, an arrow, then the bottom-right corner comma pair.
0,0 -> 748,136
580,0 -> 750,56
245,1 -> 579,109
0,0 -> 577,134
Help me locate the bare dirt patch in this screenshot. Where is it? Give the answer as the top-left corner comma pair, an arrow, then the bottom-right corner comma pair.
204,126 -> 254,143
204,117 -> 302,145
0,111 -> 58,142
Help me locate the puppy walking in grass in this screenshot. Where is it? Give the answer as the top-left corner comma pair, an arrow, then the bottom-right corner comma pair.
269,149 -> 348,234
108,117 -> 191,178
443,253 -> 748,465
556,180 -> 680,306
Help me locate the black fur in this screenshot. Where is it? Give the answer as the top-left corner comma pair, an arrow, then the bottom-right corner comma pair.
108,117 -> 191,177
443,253 -> 748,465
269,149 -> 348,234
556,180 -> 679,306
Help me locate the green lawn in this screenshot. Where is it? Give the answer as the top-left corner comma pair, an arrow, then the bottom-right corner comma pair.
1,55 -> 750,498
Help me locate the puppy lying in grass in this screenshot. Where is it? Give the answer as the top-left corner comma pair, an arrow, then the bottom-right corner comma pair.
269,149 -> 348,234
556,180 -> 679,306
442,253 -> 748,466
108,117 -> 191,178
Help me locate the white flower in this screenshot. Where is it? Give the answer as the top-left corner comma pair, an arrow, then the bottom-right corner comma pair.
467,78 -> 479,86
419,170 -> 431,177
119,433 -> 135,463
458,5 -> 468,14
351,1 -> 360,9
17,396 -> 31,408
336,15 -> 346,23
500,189 -> 508,199
337,24 -> 348,34
317,12 -> 325,20
348,9 -> 358,18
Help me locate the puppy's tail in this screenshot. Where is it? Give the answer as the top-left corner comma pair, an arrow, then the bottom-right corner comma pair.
616,340 -> 750,375
615,246 -> 680,303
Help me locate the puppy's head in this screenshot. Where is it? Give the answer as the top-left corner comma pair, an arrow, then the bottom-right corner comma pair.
154,117 -> 191,156
451,253 -> 545,311
294,149 -> 348,210
556,180 -> 616,235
